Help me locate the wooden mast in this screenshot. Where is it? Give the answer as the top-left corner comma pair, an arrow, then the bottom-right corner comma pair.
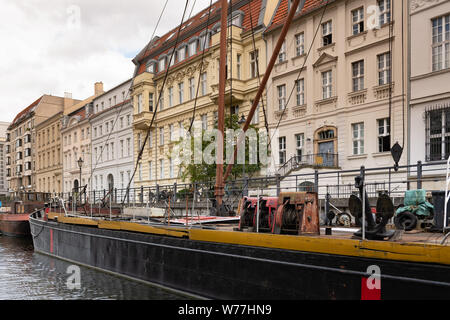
223,0 -> 306,182
214,0 -> 229,212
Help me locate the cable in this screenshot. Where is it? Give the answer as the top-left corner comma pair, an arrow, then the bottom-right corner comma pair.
122,0 -> 191,205
188,0 -> 214,133
86,0 -> 170,200
268,0 -> 330,156
247,0 -> 269,133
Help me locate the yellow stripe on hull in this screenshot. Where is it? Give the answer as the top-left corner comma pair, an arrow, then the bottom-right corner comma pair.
46,212 -> 450,266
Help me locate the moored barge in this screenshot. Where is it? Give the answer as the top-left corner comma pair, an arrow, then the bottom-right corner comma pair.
29,208 -> 450,300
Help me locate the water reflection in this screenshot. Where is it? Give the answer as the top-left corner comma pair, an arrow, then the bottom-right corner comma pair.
0,236 -> 188,300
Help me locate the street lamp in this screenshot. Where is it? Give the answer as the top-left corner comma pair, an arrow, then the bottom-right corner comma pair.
77,157 -> 83,203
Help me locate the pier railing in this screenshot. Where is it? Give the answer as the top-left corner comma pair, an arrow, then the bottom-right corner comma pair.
36,160 -> 448,215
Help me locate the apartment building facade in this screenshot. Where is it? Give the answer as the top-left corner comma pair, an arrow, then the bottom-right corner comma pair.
62,83 -> 104,195
35,93 -> 80,194
90,79 -> 134,196
6,95 -> 69,194
265,0 -> 408,188
131,0 -> 277,188
0,121 -> 10,196
409,0 -> 450,190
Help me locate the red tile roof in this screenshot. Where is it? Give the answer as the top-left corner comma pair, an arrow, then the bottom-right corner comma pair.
266,0 -> 329,33
10,96 -> 43,127
135,0 -> 264,75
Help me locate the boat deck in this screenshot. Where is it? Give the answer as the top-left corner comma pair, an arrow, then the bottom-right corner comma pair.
39,211 -> 450,266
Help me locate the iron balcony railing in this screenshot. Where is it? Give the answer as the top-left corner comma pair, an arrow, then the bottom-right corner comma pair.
278,153 -> 339,177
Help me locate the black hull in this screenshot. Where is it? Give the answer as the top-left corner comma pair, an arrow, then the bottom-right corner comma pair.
29,217 -> 450,300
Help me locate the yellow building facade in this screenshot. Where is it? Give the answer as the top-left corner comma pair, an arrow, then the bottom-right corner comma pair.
131,0 -> 277,188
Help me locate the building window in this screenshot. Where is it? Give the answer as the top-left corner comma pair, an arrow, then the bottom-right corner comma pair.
179,122 -> 184,140
322,21 -> 332,46
188,40 -> 197,57
168,87 -> 174,107
169,124 -> 175,141
189,78 -> 195,100
159,92 -> 165,111
352,60 -> 364,92
378,118 -> 391,153
322,70 -> 332,99
251,101 -> 259,125
178,46 -> 186,62
149,93 -> 154,112
127,138 -> 131,156
149,130 -> 153,148
352,123 -> 365,155
279,41 -> 286,63
202,114 -> 208,131
378,52 -> 391,85
120,140 -> 124,158
159,128 -> 164,146
201,73 -> 207,96
352,7 -> 364,35
159,159 -> 164,179
235,53 -> 242,80
138,94 -> 142,113
178,82 -> 184,104
159,57 -> 165,72
279,137 -> 286,165
147,63 -> 154,73
296,134 -> 304,161
426,107 -> 450,161
295,33 -> 305,56
169,159 -> 174,178
199,33 -> 209,50
432,14 -> 450,72
277,84 -> 286,110
377,0 -> 391,26
148,161 -> 153,181
250,50 -> 259,78
296,79 -> 305,106
139,163 -> 142,181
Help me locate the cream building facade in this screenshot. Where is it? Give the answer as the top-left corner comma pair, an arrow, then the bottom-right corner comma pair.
62,83 -> 104,195
265,0 -> 408,190
6,95 -> 70,195
36,93 -> 79,194
131,0 -> 277,188
409,0 -> 450,190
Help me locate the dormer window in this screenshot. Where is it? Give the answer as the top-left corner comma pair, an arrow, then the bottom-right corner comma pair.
188,38 -> 198,57
178,45 -> 186,62
199,31 -> 211,50
146,62 -> 155,73
288,0 -> 302,13
230,10 -> 244,28
159,57 -> 166,72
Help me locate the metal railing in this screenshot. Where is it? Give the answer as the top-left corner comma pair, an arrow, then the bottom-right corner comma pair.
278,154 -> 339,177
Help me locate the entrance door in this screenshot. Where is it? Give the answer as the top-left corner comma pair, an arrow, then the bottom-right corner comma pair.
318,141 -> 334,167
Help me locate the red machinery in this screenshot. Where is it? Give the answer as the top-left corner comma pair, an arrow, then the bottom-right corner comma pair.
273,192 -> 320,235
238,196 -> 278,232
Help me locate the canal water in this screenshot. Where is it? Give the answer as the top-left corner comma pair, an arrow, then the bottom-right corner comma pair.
0,235 -> 188,300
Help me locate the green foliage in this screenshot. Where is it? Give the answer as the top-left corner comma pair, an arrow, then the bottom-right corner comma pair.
173,114 -> 265,183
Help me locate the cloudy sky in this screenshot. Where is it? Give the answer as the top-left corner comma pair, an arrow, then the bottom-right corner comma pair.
0,0 -> 212,123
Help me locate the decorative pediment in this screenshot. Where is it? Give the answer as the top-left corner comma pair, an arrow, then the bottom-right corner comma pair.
313,53 -> 338,68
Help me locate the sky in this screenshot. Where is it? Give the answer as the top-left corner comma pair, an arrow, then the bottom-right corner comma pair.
0,0 -> 212,123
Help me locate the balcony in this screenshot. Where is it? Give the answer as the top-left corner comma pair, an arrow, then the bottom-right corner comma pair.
133,111 -> 153,130
278,154 -> 339,177
210,79 -> 246,103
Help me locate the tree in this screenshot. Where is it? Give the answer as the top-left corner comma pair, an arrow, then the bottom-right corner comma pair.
171,114 -> 265,183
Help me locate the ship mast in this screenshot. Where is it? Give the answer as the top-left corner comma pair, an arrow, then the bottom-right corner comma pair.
214,0 -> 229,210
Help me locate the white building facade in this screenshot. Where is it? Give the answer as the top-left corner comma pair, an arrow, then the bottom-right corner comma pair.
0,122 -> 10,196
409,0 -> 450,190
90,79 -> 134,198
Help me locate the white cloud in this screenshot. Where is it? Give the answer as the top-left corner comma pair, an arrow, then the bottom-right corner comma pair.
0,0 -> 212,123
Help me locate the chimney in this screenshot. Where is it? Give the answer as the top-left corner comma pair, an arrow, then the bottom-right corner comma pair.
63,92 -> 74,111
95,82 -> 104,96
